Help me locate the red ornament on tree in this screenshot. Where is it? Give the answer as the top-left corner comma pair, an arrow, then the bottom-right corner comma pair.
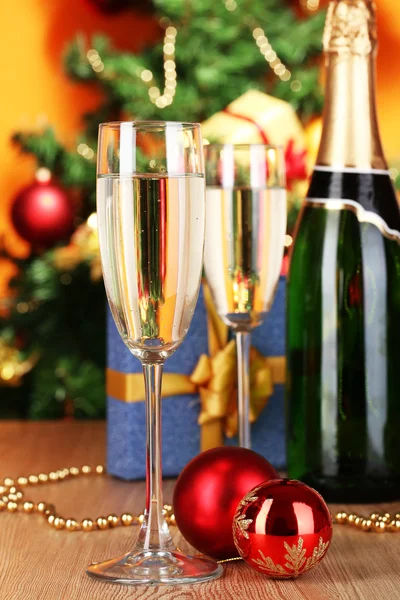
11,170 -> 74,248
173,447 -> 278,560
233,479 -> 332,578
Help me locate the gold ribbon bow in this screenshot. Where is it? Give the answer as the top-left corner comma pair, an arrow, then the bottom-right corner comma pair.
106,283 -> 285,451
190,340 -> 279,449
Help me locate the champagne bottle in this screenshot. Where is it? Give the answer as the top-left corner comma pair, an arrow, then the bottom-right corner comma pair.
286,0 -> 400,502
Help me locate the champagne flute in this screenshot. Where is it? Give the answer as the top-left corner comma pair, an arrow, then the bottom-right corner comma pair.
88,122 -> 222,586
204,144 -> 287,449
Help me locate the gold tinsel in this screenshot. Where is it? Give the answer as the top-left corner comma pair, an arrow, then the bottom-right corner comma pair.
0,340 -> 37,387
52,213 -> 101,282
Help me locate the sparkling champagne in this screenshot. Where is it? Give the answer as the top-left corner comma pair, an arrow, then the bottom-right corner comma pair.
286,0 -> 400,501
97,174 -> 205,361
204,187 -> 287,331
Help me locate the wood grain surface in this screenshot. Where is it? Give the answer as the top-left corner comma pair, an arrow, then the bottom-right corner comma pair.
0,421 -> 399,600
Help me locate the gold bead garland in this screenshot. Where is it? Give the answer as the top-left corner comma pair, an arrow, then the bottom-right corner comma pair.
1,466 -> 399,535
0,465 -> 176,532
251,26 -> 291,82
87,49 -> 104,74
77,143 -> 95,161
300,0 -> 320,13
220,0 -> 291,82
87,25 -> 177,110
334,511 -> 400,533
145,25 -> 178,109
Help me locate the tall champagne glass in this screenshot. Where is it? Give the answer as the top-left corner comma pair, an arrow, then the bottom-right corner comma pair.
88,122 -> 222,586
204,144 -> 287,449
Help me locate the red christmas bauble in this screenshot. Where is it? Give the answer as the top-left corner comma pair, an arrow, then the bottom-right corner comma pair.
11,179 -> 74,247
173,447 -> 278,560
233,479 -> 332,578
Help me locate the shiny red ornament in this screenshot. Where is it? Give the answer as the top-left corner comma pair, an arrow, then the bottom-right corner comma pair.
11,179 -> 74,247
173,447 -> 278,560
233,479 -> 332,578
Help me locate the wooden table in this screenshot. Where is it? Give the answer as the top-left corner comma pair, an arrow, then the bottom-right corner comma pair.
0,421 -> 399,600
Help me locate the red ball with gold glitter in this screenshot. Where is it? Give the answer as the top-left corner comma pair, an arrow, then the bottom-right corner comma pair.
233,479 -> 332,578
173,447 -> 278,560
11,171 -> 74,247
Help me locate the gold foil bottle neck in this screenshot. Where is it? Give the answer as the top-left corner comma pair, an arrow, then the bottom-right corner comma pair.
323,0 -> 377,56
316,0 -> 387,170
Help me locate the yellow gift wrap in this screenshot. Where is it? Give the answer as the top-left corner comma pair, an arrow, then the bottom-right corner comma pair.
201,89 -> 305,151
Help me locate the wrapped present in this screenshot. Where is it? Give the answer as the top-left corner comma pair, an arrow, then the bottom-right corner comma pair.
107,278 -> 286,480
202,90 -> 308,189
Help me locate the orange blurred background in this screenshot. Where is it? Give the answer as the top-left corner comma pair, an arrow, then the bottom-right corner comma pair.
0,0 -> 399,293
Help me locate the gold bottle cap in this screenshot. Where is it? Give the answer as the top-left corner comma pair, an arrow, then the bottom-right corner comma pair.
323,0 -> 377,56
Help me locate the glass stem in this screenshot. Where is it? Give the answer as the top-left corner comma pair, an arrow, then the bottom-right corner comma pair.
135,362 -> 174,552
236,331 -> 251,449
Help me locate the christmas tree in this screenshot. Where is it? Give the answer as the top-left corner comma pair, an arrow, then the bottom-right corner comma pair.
0,0 -> 326,418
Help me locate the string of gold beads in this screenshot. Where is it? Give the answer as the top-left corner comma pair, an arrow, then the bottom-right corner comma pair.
334,511 -> 400,533
0,465 -> 176,532
1,466 -> 398,534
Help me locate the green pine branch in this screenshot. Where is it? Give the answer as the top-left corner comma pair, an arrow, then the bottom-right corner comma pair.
65,1 -> 325,123
1,255 -> 106,419
12,129 -> 64,172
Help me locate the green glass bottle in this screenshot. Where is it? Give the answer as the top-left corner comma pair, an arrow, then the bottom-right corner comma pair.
286,0 -> 400,502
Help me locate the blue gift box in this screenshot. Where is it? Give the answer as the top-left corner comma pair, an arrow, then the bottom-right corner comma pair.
107,277 -> 286,480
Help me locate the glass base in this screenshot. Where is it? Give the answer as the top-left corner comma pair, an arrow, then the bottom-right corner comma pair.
86,549 -> 223,586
